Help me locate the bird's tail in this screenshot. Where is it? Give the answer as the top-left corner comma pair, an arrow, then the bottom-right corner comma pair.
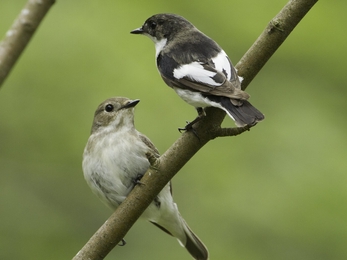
180,216 -> 209,260
217,96 -> 265,127
150,214 -> 209,260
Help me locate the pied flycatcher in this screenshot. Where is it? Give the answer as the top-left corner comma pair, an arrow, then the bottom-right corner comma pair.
131,13 -> 264,130
82,97 -> 208,260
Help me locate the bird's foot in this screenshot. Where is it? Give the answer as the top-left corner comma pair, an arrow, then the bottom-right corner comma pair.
178,121 -> 200,140
178,120 -> 194,133
178,108 -> 205,139
132,174 -> 145,186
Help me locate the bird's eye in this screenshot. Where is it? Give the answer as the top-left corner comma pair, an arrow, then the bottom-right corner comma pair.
148,20 -> 157,29
105,104 -> 114,112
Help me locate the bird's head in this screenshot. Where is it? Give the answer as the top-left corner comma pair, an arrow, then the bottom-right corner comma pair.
130,13 -> 194,42
91,97 -> 140,134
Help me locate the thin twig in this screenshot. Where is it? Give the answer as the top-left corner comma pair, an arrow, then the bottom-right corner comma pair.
214,125 -> 251,138
0,0 -> 55,88
236,0 -> 318,89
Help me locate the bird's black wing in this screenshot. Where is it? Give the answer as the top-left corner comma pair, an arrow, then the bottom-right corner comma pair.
157,52 -> 248,100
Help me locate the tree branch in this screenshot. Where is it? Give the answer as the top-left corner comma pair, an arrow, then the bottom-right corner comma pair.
73,0 -> 318,259
213,125 -> 252,138
0,0 -> 55,88
237,0 -> 318,89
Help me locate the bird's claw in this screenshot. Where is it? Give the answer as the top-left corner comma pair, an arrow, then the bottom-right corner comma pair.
178,121 -> 193,133
132,174 -> 145,186
118,239 -> 126,246
178,121 -> 200,140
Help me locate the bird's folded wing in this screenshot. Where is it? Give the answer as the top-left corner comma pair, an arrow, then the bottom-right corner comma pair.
173,61 -> 248,100
138,133 -> 173,195
139,133 -> 160,156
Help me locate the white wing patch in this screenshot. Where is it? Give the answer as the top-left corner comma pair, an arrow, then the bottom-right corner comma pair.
173,50 -> 233,86
173,61 -> 221,86
211,50 -> 232,80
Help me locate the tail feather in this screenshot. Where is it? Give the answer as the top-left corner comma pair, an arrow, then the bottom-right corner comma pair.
212,96 -> 264,126
150,218 -> 209,260
146,184 -> 208,260
181,218 -> 209,260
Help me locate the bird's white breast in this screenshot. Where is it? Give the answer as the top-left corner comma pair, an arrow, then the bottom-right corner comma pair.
82,128 -> 149,208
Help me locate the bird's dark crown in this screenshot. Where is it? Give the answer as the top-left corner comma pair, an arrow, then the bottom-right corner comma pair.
141,13 -> 194,40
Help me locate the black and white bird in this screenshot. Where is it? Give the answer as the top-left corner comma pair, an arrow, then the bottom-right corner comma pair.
83,97 -> 208,260
131,13 -> 264,130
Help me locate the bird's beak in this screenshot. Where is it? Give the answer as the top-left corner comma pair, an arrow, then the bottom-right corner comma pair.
121,99 -> 140,109
130,27 -> 144,34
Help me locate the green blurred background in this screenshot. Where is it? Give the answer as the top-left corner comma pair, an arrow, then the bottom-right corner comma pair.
1,0 -> 346,259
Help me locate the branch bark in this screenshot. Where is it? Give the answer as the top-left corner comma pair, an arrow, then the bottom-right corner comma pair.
0,0 -> 55,88
73,0 -> 318,259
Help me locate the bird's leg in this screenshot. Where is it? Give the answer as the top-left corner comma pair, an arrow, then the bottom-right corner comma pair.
178,107 -> 206,133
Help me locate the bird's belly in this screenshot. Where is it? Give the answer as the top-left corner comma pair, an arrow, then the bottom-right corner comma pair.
173,87 -> 212,108
83,135 -> 150,209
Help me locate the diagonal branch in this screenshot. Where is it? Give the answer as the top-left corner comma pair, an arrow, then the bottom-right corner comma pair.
0,0 -> 55,88
237,0 -> 318,89
72,0 -> 318,259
